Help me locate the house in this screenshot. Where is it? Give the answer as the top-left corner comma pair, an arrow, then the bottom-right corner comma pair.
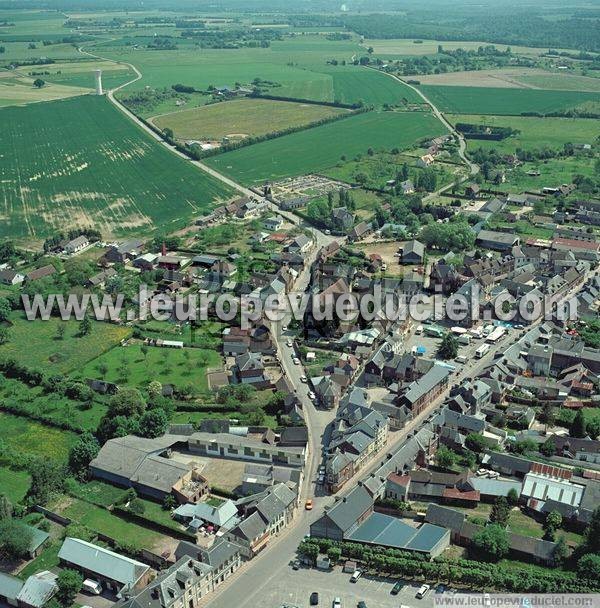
331,207 -> 354,232
312,375 -> 341,410
222,327 -> 251,356
25,265 -> 56,283
348,221 -> 372,242
157,255 -> 185,271
285,234 -> 312,254
418,154 -> 435,167
397,363 -> 451,416
429,262 -> 460,294
234,352 -> 270,388
105,239 -> 144,264
0,269 -> 24,285
465,183 -> 481,199
552,238 -> 599,261
114,557 -> 214,608
173,499 -> 239,531
279,427 -> 309,448
481,452 -> 533,478
550,436 -> 600,464
263,216 -> 283,231
87,267 -> 117,288
63,235 -> 89,254
174,539 -> 242,589
191,255 -> 219,268
476,230 -> 520,252
401,240 -> 425,265
58,538 -> 152,594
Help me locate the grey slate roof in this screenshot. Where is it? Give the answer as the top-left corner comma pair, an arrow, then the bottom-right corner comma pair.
325,485 -> 373,534
58,538 -> 150,587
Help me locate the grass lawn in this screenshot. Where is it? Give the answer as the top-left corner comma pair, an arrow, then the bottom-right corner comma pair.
76,343 -> 222,394
299,346 -> 340,378
0,311 -> 131,374
0,465 -> 30,502
205,110 -> 446,185
449,114 -> 600,154
419,85 -> 600,115
152,97 -> 348,141
0,412 -> 79,463
135,320 -> 224,349
60,497 -> 164,550
66,479 -> 126,508
18,542 -> 61,579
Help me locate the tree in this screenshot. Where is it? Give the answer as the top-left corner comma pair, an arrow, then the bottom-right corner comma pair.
435,445 -> 456,469
570,410 -> 587,438
129,498 -> 146,515
587,418 -> 600,440
472,524 -> 509,561
55,323 -> 66,340
55,569 -> 84,607
438,333 -> 458,360
78,315 -> 92,336
489,496 -> 511,527
540,402 -> 556,431
539,437 -> 556,457
108,388 -> 146,417
147,380 -> 163,400
27,460 -> 66,505
0,297 -> 10,322
97,362 -> 109,378
33,78 -> 45,89
298,541 -> 319,564
0,519 -> 34,558
0,494 -> 12,519
327,546 -> 342,564
507,488 -> 519,506
163,494 -> 176,511
68,433 -> 100,479
543,510 -> 562,541
138,409 -> 168,438
0,327 -> 9,345
578,553 -> 600,579
583,506 -> 600,553
552,536 -> 568,567
465,433 -> 490,453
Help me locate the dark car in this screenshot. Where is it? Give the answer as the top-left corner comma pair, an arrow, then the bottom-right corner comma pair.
358,602 -> 368,608
291,560 -> 300,570
391,581 -> 403,595
310,591 -> 319,605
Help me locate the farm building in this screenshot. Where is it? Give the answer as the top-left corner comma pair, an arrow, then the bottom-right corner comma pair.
476,230 -> 520,252
58,538 -> 152,594
401,240 -> 425,264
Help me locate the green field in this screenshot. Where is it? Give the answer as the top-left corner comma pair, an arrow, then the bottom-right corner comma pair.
76,343 -> 222,393
0,312 -> 131,373
152,97 -> 347,141
0,465 -> 30,502
419,85 -> 600,115
449,114 -> 600,153
205,110 -> 446,185
0,411 -> 79,462
0,95 -> 233,240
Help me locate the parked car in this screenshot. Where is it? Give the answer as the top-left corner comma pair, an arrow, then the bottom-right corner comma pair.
286,340 -> 293,347
357,602 -> 367,608
82,580 -> 102,595
305,499 -> 313,510
318,474 -> 325,484
310,591 -> 319,605
416,584 -> 430,599
350,570 -> 362,583
333,598 -> 342,608
391,581 -> 403,595
291,560 -> 300,570
293,357 -> 300,365
308,391 -> 316,400
436,584 -> 446,594
300,375 -> 308,383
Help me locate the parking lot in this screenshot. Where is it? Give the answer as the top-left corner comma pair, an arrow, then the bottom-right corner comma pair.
262,566 -> 435,608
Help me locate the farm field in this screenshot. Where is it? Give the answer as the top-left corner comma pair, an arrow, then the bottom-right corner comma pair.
415,68 -> 600,92
0,95 -> 234,240
0,71 -> 90,107
151,98 -> 348,141
418,85 -> 600,115
0,312 -> 131,373
448,114 -> 600,153
204,110 -> 446,185
76,343 -> 222,394
0,411 -> 79,463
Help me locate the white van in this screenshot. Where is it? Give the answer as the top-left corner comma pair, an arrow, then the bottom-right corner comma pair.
415,325 -> 423,335
416,584 -> 430,599
82,579 -> 102,595
350,569 -> 362,583
455,355 -> 468,364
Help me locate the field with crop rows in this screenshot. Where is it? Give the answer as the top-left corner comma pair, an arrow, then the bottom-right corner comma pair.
0,94 -> 233,239
205,110 -> 446,184
418,85 -> 600,115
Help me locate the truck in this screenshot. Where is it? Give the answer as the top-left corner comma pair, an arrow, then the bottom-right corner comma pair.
476,344 -> 490,358
424,325 -> 445,338
486,326 -> 506,343
458,334 -> 471,345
